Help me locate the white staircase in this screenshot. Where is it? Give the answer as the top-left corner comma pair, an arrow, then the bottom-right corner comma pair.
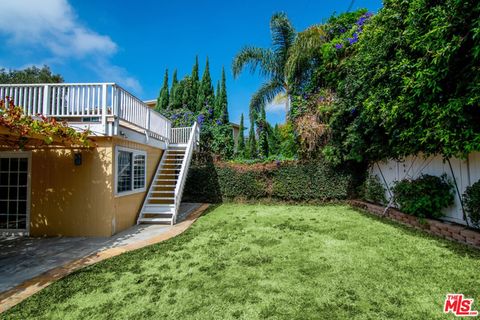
137,122 -> 199,225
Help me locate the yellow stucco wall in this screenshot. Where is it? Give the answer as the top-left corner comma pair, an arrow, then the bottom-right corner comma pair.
30,138 -> 114,236
28,137 -> 163,237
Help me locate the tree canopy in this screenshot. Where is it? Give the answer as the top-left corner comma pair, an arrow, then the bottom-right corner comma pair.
0,65 -> 63,84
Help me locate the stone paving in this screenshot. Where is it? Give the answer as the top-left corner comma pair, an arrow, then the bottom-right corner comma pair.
0,203 -> 202,294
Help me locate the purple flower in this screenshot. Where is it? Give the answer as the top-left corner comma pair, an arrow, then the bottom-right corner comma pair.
197,114 -> 205,125
335,43 -> 343,50
216,120 -> 222,125
208,108 -> 213,115
356,17 -> 366,27
348,35 -> 358,45
340,28 -> 346,34
356,12 -> 373,27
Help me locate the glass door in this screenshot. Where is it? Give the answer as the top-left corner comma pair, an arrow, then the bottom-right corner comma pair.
0,154 -> 30,233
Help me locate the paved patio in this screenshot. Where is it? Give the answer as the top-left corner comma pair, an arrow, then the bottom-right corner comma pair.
0,203 -> 202,294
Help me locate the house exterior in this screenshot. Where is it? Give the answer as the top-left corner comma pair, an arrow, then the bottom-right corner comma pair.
231,122 -> 240,146
0,83 -> 198,237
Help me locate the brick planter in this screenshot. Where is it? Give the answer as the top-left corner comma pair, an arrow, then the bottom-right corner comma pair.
349,200 -> 480,249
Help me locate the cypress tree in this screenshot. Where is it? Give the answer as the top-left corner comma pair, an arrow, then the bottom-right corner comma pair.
246,122 -> 257,159
258,107 -> 269,158
170,69 -> 182,109
236,113 -> 246,158
215,80 -> 221,119
181,76 -> 196,110
156,69 -> 169,111
172,69 -> 178,87
268,123 -> 281,156
191,56 -> 200,110
197,57 -> 214,111
219,66 -> 229,124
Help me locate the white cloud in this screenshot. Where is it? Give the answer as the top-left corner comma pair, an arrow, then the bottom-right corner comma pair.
92,58 -> 142,93
0,0 -> 116,58
0,0 -> 140,92
266,102 -> 287,114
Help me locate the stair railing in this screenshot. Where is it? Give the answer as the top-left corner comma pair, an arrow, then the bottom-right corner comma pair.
172,121 -> 199,223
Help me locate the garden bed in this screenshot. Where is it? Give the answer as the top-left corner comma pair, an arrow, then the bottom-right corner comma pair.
349,200 -> 480,248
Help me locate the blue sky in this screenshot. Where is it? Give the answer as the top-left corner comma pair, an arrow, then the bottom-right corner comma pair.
0,0 -> 382,127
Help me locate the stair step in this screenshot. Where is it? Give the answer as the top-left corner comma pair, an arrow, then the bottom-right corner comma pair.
149,196 -> 174,199
142,211 -> 174,215
138,218 -> 172,223
144,204 -> 175,208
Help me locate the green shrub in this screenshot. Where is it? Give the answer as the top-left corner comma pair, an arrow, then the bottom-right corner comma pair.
271,163 -> 352,201
392,174 -> 454,219
463,181 -> 480,228
183,160 -> 359,203
361,174 -> 387,205
216,167 -> 268,199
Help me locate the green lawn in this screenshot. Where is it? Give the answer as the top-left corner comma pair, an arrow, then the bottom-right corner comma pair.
4,204 -> 480,319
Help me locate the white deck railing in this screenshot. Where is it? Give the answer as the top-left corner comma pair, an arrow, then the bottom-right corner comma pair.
0,83 -> 172,141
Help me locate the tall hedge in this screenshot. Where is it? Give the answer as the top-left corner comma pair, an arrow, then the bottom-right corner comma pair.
183,161 -> 360,203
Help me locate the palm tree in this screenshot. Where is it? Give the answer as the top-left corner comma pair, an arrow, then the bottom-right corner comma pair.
285,25 -> 327,88
232,12 -> 296,120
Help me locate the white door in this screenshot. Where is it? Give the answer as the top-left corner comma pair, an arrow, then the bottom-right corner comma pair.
0,153 -> 31,234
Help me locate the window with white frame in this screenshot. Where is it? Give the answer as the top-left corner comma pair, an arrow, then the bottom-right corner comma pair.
116,147 -> 146,194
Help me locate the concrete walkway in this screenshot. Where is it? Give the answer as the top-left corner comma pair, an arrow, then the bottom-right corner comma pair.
0,203 -> 202,295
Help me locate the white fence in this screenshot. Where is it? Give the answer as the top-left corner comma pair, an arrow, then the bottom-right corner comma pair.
371,152 -> 480,225
0,83 -> 171,141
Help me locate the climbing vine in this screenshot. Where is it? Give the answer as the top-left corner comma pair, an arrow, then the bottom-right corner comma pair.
0,98 -> 92,149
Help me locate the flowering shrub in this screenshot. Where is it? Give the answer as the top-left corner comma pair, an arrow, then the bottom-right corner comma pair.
325,0 -> 480,164
159,106 -> 234,160
0,98 -> 91,149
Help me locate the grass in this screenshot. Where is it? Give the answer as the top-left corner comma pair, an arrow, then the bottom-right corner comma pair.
4,204 -> 480,319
